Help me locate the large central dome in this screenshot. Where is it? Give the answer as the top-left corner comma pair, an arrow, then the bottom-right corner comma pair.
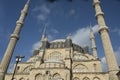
33,37 -> 89,57
39,38 -> 89,54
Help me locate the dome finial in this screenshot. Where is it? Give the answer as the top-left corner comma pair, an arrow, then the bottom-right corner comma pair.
41,24 -> 47,41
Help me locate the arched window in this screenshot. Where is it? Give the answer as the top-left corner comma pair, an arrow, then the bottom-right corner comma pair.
53,73 -> 61,79
73,64 -> 88,72
73,77 -> 80,80
23,65 -> 34,73
48,51 -> 63,60
93,64 -> 97,72
35,74 -> 43,80
83,77 -> 90,80
73,54 -> 88,60
93,77 -> 100,80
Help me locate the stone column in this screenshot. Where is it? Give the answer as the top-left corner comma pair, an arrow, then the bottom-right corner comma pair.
0,0 -> 30,80
93,0 -> 119,80
90,28 -> 98,59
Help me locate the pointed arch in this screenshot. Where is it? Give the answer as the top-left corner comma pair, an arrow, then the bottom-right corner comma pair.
23,65 -> 34,73
93,77 -> 100,80
53,73 -> 61,79
83,77 -> 90,80
35,73 -> 43,80
73,77 -> 80,80
73,64 -> 88,72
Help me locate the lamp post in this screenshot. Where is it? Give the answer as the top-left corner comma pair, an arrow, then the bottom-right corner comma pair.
11,56 -> 25,80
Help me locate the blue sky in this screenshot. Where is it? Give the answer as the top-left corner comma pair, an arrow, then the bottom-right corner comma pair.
0,0 -> 120,72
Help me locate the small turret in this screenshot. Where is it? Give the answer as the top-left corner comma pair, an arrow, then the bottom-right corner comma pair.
83,45 -> 89,53
41,38 -> 49,49
65,35 -> 72,48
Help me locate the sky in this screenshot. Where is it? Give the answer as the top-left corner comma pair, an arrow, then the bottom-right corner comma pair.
0,0 -> 120,72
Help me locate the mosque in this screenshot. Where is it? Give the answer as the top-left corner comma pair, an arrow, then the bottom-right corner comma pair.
0,0 -> 119,80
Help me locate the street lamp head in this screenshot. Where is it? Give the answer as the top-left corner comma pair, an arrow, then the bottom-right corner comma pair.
19,58 -> 21,62
15,58 -> 19,62
15,55 -> 25,62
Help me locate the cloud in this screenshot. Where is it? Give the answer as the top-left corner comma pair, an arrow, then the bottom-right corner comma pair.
101,47 -> 120,72
7,63 -> 14,73
101,57 -> 108,72
47,28 -> 59,41
69,9 -> 76,16
31,41 -> 40,53
33,41 -> 40,49
47,34 -> 54,41
115,47 -> 120,66
32,4 -> 51,22
33,4 -> 50,13
46,27 -> 59,41
37,14 -> 47,21
50,28 -> 59,34
30,25 -> 98,53
71,25 -> 98,46
110,28 -> 120,36
31,35 -> 53,52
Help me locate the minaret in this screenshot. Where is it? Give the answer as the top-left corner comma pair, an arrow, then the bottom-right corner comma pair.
40,26 -> 46,48
40,25 -> 49,49
90,27 -> 98,59
93,0 -> 119,80
0,0 -> 30,80
39,26 -> 49,64
65,35 -> 72,48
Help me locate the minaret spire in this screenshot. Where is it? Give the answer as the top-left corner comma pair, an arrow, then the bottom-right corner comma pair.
40,25 -> 49,49
90,26 -> 98,59
0,1 -> 30,80
27,0 -> 30,4
41,24 -> 47,41
93,0 -> 119,80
